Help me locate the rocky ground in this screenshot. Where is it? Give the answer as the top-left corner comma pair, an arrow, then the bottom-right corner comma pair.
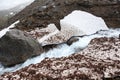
1,0 -> 120,31
0,37 -> 120,80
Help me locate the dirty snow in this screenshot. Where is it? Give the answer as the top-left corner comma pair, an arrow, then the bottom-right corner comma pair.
37,24 -> 59,45
60,10 -> 109,35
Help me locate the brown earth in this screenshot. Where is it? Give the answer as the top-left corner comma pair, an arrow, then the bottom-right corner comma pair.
1,0 -> 120,31
0,37 -> 120,80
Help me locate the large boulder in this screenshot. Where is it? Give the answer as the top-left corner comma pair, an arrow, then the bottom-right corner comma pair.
0,29 -> 43,66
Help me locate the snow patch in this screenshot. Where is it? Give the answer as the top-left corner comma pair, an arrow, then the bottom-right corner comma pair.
60,10 -> 109,36
10,12 -> 14,15
37,24 -> 59,45
0,20 -> 19,38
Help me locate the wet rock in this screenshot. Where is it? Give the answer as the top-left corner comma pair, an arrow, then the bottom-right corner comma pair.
43,43 -> 64,52
66,36 -> 80,45
0,29 -> 43,66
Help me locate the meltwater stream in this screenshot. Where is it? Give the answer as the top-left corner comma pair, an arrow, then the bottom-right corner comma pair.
0,28 -> 120,75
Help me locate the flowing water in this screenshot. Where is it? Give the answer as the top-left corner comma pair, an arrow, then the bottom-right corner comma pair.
0,28 -> 120,75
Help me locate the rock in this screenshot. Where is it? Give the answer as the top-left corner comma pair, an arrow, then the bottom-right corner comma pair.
66,36 -> 80,45
43,43 -> 64,52
0,29 -> 43,66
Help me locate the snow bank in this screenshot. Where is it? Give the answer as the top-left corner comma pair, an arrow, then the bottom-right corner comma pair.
0,20 -> 19,38
60,10 -> 109,36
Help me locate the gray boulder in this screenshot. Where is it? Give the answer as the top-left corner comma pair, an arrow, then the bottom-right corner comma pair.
66,36 -> 86,45
0,29 -> 43,66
